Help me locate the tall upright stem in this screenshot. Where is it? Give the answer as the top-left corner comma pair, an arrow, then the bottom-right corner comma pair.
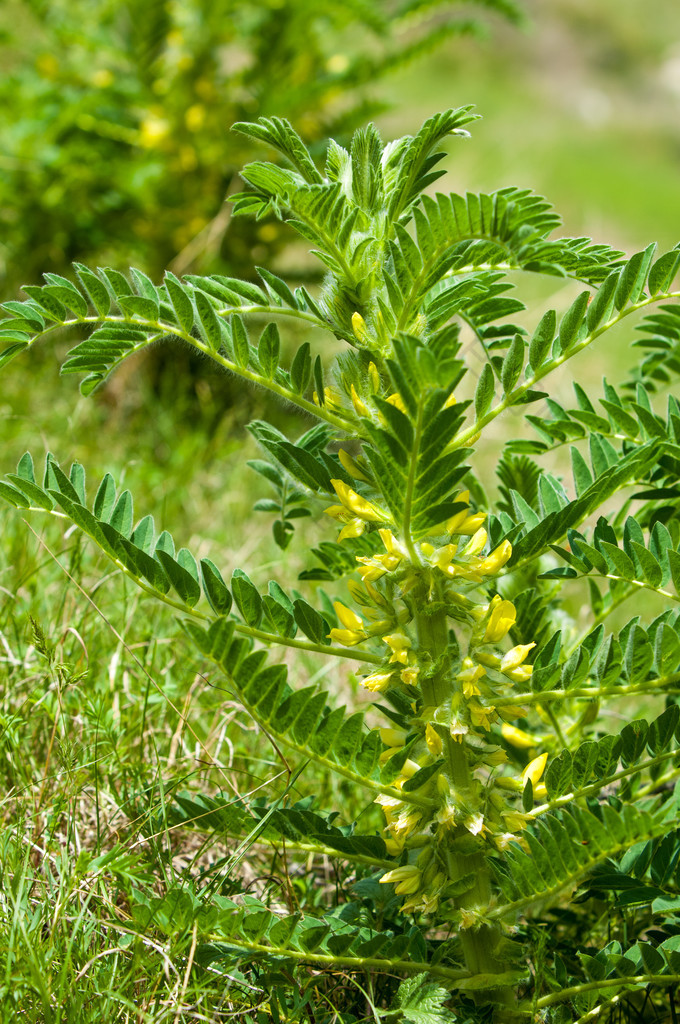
415,596 -> 514,1011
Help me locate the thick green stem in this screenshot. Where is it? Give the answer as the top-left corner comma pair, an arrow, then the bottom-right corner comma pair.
415,597 -> 514,1012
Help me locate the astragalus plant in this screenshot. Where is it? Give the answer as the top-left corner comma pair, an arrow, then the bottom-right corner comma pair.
3,109 -> 680,1022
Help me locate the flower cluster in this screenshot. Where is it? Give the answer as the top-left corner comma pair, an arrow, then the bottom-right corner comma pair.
324,486 -> 546,920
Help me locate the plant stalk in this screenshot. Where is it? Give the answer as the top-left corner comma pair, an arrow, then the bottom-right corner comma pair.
416,598 -> 514,1013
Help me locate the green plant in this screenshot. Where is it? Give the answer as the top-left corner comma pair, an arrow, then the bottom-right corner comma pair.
0,0 -> 521,293
3,108 -> 680,1022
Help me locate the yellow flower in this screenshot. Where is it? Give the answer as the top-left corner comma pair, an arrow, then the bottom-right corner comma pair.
465,811 -> 486,836
456,657 -> 486,698
351,311 -> 370,345
425,723 -> 443,756
507,664 -> 533,684
450,715 -> 469,742
330,479 -> 384,522
500,643 -> 535,674
484,747 -> 508,766
400,665 -> 420,686
460,528 -> 488,558
333,601 -> 364,631
379,528 -> 407,562
386,392 -> 407,414
329,627 -> 365,647
503,810 -> 534,833
445,492 -> 470,534
478,540 -> 513,576
383,632 -> 411,664
522,752 -> 548,790
185,103 -> 206,132
368,361 -> 381,392
323,504 -> 365,541
483,598 -> 516,643
350,384 -> 370,417
313,386 -> 344,411
338,448 -> 371,482
469,702 -> 496,731
456,513 -> 487,536
443,392 -> 457,409
379,865 -> 421,895
379,727 -> 407,748
500,723 -> 536,749
360,671 -> 393,692
139,115 -> 170,148
356,558 -> 387,582
92,68 -> 114,88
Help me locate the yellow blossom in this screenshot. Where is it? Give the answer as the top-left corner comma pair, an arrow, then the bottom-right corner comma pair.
456,513 -> 487,535
380,727 -> 407,747
313,386 -> 344,411
425,723 -> 443,756
368,361 -> 381,392
351,311 -> 370,345
333,601 -> 364,631
139,115 -> 170,148
379,528 -> 407,562
478,540 -> 513,576
465,811 -> 487,835
450,715 -> 469,742
338,448 -> 371,482
350,384 -> 370,417
331,479 -> 383,521
484,598 -> 517,643
396,759 -> 421,781
456,658 -> 486,698
356,558 -> 387,582
386,392 -> 407,413
503,810 -> 534,833
383,836 -> 405,855
390,808 -> 423,838
329,627 -> 365,647
469,702 -> 496,731
500,643 -> 536,674
383,632 -> 411,664
379,865 -> 421,895
500,723 -> 536,749
445,492 -> 470,534
494,831 -> 522,851
400,665 -> 420,686
360,671 -> 392,692
460,528 -> 488,558
507,664 -> 533,684
522,752 -> 548,789
436,801 -> 457,829
484,747 -> 509,766
443,391 -> 457,409
459,907 -> 484,930
401,889 -> 440,915
92,68 -> 114,88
